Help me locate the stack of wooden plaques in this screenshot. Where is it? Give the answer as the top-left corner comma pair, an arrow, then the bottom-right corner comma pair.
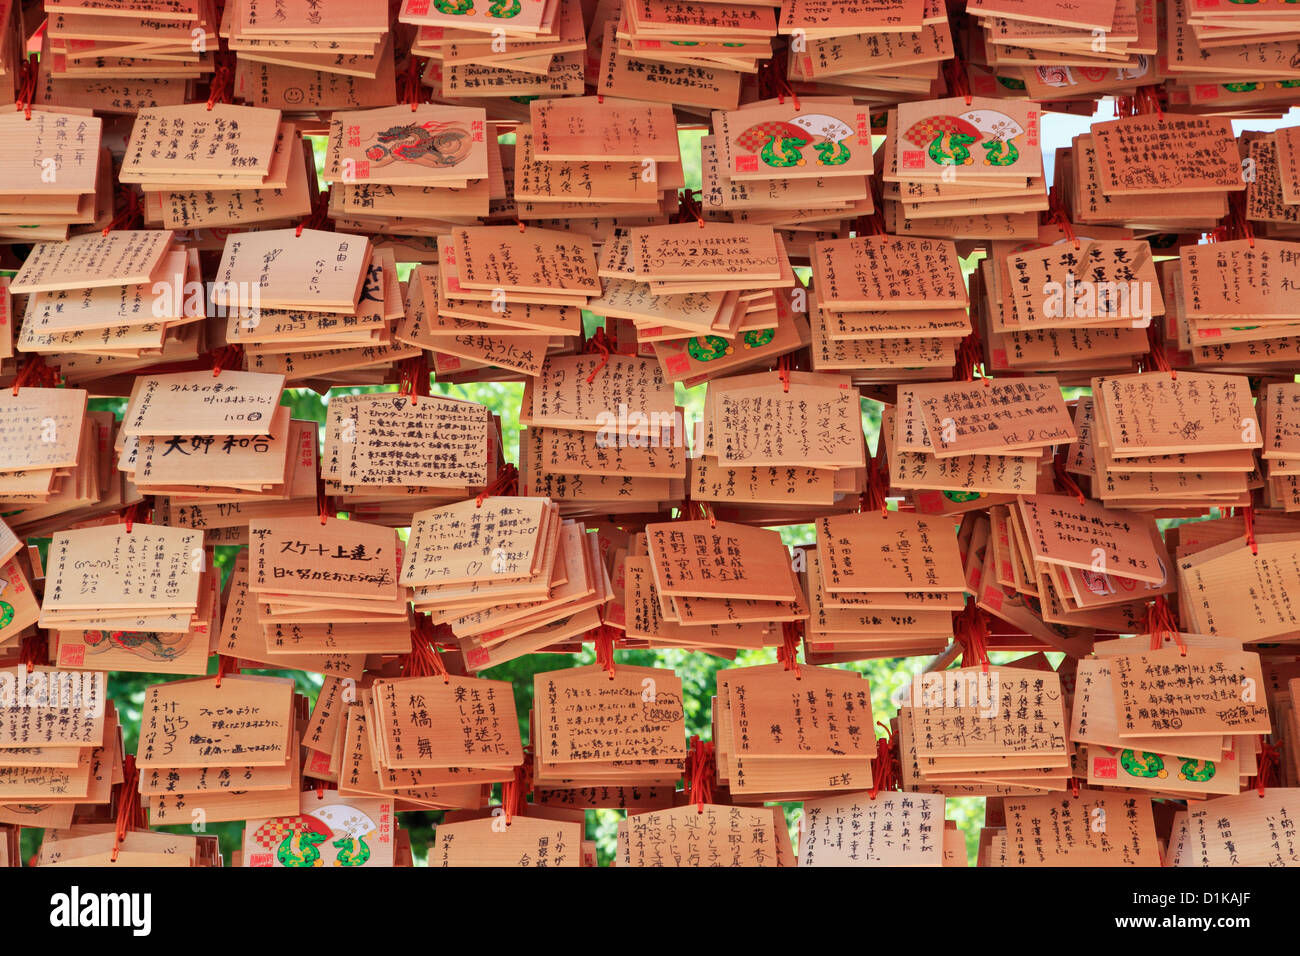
138,674 -> 304,825
411,0 -> 588,98
1072,634 -> 1265,799
0,386 -> 90,515
908,665 -> 1072,791
39,523 -> 207,638
247,516 -> 411,657
9,230 -> 197,382
521,353 -> 684,515
623,0 -> 776,76
1085,370 -> 1259,511
884,97 -> 1049,234
0,108 -> 107,240
713,662 -> 876,800
810,234 -> 968,383
639,518 -> 806,651
788,1 -> 952,103
449,518 -> 611,671
531,664 -> 686,788
514,96 -> 685,222
134,112 -> 315,231
0,668 -> 118,831
325,105 -> 496,235
366,671 -> 523,790
18,245 -> 204,367
705,98 -> 872,243
44,0 -> 214,81
224,0 -> 390,78
321,390 -> 493,522
402,495 -> 592,665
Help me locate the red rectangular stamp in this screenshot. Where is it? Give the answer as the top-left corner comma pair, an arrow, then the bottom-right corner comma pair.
902,150 -> 925,170
59,644 -> 86,667
734,155 -> 758,173
1094,757 -> 1118,779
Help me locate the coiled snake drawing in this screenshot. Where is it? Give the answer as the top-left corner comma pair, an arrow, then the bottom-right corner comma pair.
1119,749 -> 1216,783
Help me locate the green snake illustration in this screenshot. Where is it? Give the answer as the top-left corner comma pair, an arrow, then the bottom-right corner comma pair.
943,491 -> 982,502
333,836 -> 371,866
1120,750 -> 1167,779
1178,759 -> 1216,783
670,41 -> 700,46
277,830 -> 327,867
997,76 -> 1027,91
685,329 -> 774,362
982,139 -> 1019,167
761,135 -> 808,168
0,601 -> 12,630
433,0 -> 473,13
489,0 -> 521,16
1224,82 -> 1261,92
928,131 -> 975,166
687,336 -> 730,361
814,141 -> 851,166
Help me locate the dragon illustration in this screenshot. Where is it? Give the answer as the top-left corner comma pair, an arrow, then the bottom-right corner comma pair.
83,629 -> 192,662
365,122 -> 473,170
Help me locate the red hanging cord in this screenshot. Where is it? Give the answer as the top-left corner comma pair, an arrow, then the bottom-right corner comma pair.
397,352 -> 431,404
1046,187 -> 1081,250
778,620 -> 803,678
592,622 -> 617,679
860,452 -> 889,516
399,55 -> 424,112
18,633 -> 47,674
867,722 -> 898,800
584,326 -> 615,383
776,353 -> 791,393
210,342 -> 244,377
11,355 -> 61,395
942,55 -> 973,107
213,652 -> 240,688
675,189 -> 707,229
295,190 -> 332,237
316,469 -> 331,526
475,462 -> 519,507
1145,320 -> 1177,380
501,758 -> 532,826
111,755 -> 144,862
1242,504 -> 1258,556
953,327 -> 987,385
101,187 -> 143,236
1253,737 -> 1280,797
205,61 -> 234,111
684,735 -> 715,813
955,604 -> 990,673
1052,448 -> 1087,505
1145,595 -> 1186,656
14,53 -> 38,120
